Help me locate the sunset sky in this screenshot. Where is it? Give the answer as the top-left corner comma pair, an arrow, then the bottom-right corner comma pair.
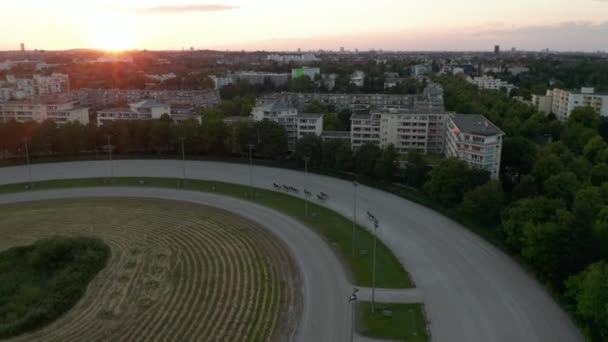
2,0 -> 608,51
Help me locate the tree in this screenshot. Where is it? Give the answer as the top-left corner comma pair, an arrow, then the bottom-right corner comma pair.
583,136 -> 607,163
295,134 -> 323,168
374,144 -> 398,181
423,159 -> 490,208
568,106 -> 600,129
591,163 -> 608,186
566,262 -> 608,341
501,197 -> 565,251
512,174 -> 538,199
501,137 -> 537,176
572,186 -> 603,228
543,172 -> 580,204
354,143 -> 382,177
255,120 -> 288,159
459,181 -> 505,227
592,207 -> 608,260
404,150 -> 429,187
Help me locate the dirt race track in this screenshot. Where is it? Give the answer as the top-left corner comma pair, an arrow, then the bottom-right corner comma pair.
0,199 -> 300,342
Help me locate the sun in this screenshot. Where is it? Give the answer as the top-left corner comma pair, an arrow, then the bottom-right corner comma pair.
87,9 -> 137,51
91,26 -> 137,51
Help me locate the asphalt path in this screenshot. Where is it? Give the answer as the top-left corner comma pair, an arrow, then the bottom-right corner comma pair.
0,160 -> 584,342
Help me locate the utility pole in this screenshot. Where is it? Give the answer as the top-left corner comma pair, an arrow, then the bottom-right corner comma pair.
106,135 -> 113,179
349,288 -> 359,342
303,156 -> 310,217
180,136 -> 186,187
248,144 -> 255,197
352,181 -> 359,256
24,138 -> 32,186
372,219 -> 379,314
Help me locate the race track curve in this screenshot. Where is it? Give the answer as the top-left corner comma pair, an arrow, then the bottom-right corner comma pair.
0,160 -> 583,342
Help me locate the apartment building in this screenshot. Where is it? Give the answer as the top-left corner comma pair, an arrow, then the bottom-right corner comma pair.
0,99 -> 89,124
32,73 -> 70,94
350,70 -> 365,87
211,72 -> 290,90
72,89 -> 219,113
551,87 -> 608,121
277,113 -> 324,151
251,102 -> 323,151
257,90 -> 444,114
97,99 -> 171,125
350,108 -> 451,154
531,90 -> 554,114
445,114 -> 504,180
467,76 -> 515,94
292,67 -> 321,80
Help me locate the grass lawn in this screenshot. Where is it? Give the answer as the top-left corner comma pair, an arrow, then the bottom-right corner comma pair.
357,302 -> 429,342
0,177 -> 413,288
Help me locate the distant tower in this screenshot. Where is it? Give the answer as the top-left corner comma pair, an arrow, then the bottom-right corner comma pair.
20,43 -> 25,52
340,46 -> 345,53
494,45 -> 500,54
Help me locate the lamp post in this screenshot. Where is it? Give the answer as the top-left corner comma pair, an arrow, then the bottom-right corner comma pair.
180,136 -> 186,187
303,156 -> 310,217
352,181 -> 359,256
349,288 -> 359,342
106,135 -> 113,179
371,218 -> 379,314
248,144 -> 255,196
23,138 -> 32,186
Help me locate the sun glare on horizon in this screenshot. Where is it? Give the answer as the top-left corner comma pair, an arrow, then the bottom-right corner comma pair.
88,9 -> 137,51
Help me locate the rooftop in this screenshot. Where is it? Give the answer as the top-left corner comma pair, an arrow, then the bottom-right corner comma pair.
256,101 -> 295,112
451,114 -> 505,136
98,107 -> 133,113
134,99 -> 169,108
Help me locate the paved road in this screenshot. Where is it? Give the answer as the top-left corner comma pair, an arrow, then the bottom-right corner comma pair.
0,160 -> 583,342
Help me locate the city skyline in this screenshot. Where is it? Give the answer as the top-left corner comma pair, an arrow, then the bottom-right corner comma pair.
1,0 -> 608,52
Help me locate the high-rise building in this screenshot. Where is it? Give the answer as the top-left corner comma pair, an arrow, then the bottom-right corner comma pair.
551,87 -> 608,121
20,43 -> 25,52
494,45 -> 500,54
445,114 -> 504,180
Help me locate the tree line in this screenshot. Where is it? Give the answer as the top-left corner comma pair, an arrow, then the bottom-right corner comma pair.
437,76 -> 608,341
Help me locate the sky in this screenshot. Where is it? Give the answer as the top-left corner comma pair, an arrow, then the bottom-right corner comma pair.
1,0 -> 608,52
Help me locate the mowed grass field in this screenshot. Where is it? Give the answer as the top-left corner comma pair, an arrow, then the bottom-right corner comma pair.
0,199 -> 299,342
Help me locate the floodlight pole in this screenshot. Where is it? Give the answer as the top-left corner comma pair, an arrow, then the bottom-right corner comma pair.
180,136 -> 186,186
303,156 -> 310,217
248,144 -> 255,196
372,219 -> 379,314
352,181 -> 359,256
24,138 -> 32,186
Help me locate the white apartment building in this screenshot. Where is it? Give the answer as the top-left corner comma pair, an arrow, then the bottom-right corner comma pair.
351,71 -> 366,87
532,90 -> 554,114
351,108 -> 451,154
97,99 -> 171,125
0,100 -> 89,125
252,102 -> 298,121
210,75 -> 234,90
32,73 -> 70,94
251,102 -> 323,151
292,67 -> 321,80
277,113 -> 324,151
268,54 -> 319,63
445,114 -> 504,180
551,87 -> 608,121
412,65 -> 431,76
467,76 -> 515,94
